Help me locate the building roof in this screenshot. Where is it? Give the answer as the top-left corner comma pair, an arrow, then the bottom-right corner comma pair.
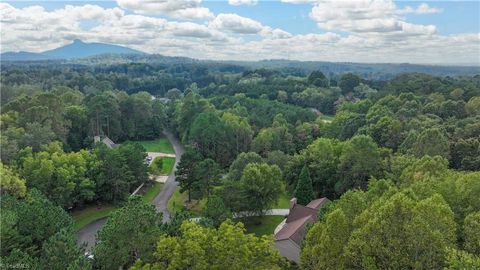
306,197 -> 330,210
275,197 -> 330,245
286,204 -> 318,223
275,215 -> 314,245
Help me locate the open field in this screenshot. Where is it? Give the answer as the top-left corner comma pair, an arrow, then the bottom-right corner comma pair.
137,138 -> 175,153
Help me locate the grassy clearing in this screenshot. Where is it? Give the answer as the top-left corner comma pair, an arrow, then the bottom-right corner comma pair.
137,138 -> 174,153
72,205 -> 116,231
149,157 -> 175,175
167,187 -> 187,213
73,182 -> 164,231
167,187 -> 206,216
274,192 -> 291,209
241,216 -> 285,236
321,114 -> 335,123
160,157 -> 175,175
142,182 -> 164,203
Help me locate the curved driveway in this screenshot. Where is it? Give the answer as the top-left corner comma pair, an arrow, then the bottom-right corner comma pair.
76,131 -> 184,251
152,131 -> 184,222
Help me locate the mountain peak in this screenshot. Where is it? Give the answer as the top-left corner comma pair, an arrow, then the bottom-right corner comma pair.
72,39 -> 84,44
1,40 -> 143,61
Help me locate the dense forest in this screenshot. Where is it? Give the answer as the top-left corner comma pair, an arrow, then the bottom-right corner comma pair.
1,60 -> 480,269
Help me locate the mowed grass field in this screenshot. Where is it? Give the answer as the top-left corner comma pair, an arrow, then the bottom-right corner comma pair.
137,137 -> 174,153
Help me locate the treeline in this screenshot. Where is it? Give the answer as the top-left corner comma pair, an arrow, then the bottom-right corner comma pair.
302,157 -> 480,269
1,88 -> 167,163
2,140 -> 148,209
1,183 -> 288,270
0,61 -> 241,98
169,70 -> 480,269
1,88 -> 163,210
1,61 -> 479,269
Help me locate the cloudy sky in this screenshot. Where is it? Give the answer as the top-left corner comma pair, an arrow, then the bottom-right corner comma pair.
1,0 -> 479,64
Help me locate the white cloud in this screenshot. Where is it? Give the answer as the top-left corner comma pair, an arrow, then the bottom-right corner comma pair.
398,3 -> 443,14
281,0 -> 317,3
116,0 -> 213,20
0,2 -> 479,64
228,0 -> 258,6
309,0 -> 436,36
261,27 -> 293,39
210,13 -> 264,34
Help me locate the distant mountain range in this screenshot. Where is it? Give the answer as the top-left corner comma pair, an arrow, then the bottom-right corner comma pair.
1,40 -> 478,79
1,39 -> 143,61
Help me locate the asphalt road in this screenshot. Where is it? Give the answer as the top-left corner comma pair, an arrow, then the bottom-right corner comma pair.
75,217 -> 107,252
75,131 -> 184,251
152,130 -> 184,222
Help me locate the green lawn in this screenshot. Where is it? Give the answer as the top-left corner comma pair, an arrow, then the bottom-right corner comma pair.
274,192 -> 291,209
167,187 -> 206,216
167,187 -> 187,213
142,182 -> 164,203
73,182 -> 164,231
241,216 -> 285,236
149,157 -> 175,175
137,138 -> 174,153
321,114 -> 335,123
72,205 -> 116,231
160,157 -> 175,175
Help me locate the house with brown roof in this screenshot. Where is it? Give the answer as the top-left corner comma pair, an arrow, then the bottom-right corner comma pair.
274,197 -> 330,263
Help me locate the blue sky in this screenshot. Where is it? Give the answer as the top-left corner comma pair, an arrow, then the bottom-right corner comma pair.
1,1 -> 479,64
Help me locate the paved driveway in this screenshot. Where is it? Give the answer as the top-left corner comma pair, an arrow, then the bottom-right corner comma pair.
75,131 -> 184,251
151,131 -> 184,222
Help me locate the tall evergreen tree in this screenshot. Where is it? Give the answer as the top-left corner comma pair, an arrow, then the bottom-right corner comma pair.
294,165 -> 315,205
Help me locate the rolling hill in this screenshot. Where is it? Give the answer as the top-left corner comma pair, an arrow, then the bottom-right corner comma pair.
1,39 -> 143,61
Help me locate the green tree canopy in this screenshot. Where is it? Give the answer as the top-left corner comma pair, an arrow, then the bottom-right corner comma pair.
130,221 -> 288,270
294,165 -> 315,205
94,196 -> 162,270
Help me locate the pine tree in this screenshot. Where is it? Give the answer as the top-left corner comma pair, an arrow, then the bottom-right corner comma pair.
294,165 -> 315,205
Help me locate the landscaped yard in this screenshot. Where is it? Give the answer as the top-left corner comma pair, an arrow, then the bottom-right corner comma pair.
72,205 -> 116,231
137,137 -> 175,153
73,181 -> 163,230
142,182 -> 164,203
159,157 -> 175,175
149,156 -> 175,175
240,215 -> 285,236
274,191 -> 291,209
167,187 -> 206,216
167,187 -> 187,213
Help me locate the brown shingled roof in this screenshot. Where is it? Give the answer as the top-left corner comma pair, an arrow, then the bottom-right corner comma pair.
275,197 -> 330,247
286,204 -> 318,223
306,197 -> 330,210
275,215 -> 314,245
